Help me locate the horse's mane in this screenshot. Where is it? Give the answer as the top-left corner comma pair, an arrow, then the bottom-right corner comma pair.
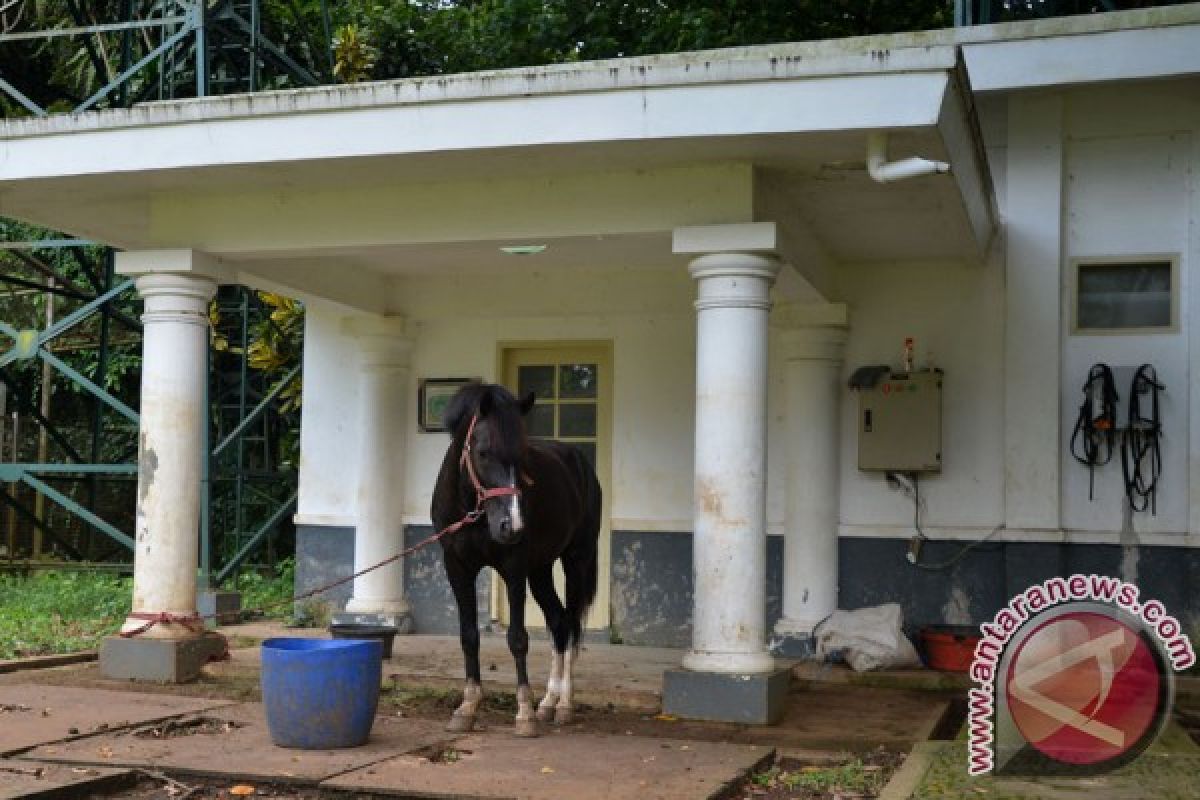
443,381 -> 527,463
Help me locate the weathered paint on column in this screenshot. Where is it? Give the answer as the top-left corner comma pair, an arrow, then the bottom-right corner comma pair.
344,316 -> 413,619
123,272 -> 217,638
682,252 -> 779,675
774,322 -> 847,638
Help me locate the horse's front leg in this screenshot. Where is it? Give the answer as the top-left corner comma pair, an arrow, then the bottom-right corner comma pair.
504,571 -> 537,737
445,558 -> 483,733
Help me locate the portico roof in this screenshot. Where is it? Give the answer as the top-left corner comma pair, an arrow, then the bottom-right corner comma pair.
0,45 -> 985,310
3,7 -> 1193,311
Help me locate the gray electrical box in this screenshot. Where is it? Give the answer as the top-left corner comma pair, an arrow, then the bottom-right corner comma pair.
857,369 -> 943,472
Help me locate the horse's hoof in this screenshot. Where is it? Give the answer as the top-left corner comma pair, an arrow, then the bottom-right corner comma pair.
536,705 -> 556,723
554,707 -> 574,725
446,714 -> 475,733
514,718 -> 539,738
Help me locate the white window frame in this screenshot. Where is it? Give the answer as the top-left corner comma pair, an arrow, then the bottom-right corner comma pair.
1069,255 -> 1180,336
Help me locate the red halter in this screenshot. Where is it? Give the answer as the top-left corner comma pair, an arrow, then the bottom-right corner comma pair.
460,413 -> 522,514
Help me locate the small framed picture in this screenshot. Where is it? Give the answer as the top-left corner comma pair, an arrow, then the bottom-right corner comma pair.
418,378 -> 476,433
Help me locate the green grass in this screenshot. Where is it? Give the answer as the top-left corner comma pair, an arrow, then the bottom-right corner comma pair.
0,571 -> 131,659
222,557 -> 295,619
0,558 -> 297,659
751,759 -> 888,795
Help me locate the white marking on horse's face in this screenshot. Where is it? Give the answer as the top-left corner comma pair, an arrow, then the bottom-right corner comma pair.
508,467 -> 524,533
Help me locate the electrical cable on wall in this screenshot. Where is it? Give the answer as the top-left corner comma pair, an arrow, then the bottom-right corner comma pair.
1121,364 -> 1164,515
1069,364 -> 1119,501
896,471 -> 1002,572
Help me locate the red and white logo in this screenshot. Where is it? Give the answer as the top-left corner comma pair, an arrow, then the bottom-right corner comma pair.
967,577 -> 1192,777
1006,611 -> 1161,767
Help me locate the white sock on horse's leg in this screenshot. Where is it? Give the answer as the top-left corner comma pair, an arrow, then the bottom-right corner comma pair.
554,647 -> 576,724
447,680 -> 483,733
514,684 -> 538,737
537,649 -> 564,722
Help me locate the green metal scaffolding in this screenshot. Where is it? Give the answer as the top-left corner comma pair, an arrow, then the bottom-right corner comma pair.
0,0 -> 330,587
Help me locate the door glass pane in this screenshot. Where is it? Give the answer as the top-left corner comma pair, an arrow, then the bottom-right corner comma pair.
526,404 -> 554,438
572,442 -> 597,469
518,365 -> 555,399
559,404 -> 597,437
559,363 -> 598,399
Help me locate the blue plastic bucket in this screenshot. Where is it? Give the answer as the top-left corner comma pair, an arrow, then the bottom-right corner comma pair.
260,638 -> 382,749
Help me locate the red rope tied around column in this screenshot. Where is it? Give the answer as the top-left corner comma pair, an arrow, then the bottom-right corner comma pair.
121,611 -> 204,637
120,611 -> 231,663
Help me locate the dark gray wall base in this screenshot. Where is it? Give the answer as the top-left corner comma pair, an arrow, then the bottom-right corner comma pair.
663,667 -> 790,724
298,525 -> 783,644
839,537 -> 1200,638
610,531 -> 782,647
768,632 -> 815,659
99,633 -> 225,683
197,589 -> 241,627
300,526 -> 1200,649
404,526 -> 490,635
294,524 -> 492,635
295,525 -> 355,617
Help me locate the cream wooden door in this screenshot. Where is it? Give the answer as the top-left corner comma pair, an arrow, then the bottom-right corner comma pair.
492,344 -> 612,632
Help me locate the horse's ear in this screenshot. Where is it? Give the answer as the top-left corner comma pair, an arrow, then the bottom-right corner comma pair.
442,383 -> 479,435
519,391 -> 536,417
476,388 -> 494,418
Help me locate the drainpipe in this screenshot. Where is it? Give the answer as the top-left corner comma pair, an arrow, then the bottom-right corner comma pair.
866,131 -> 950,183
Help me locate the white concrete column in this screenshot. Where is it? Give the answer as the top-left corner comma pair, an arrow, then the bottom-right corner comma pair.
773,320 -> 847,640
682,251 -> 780,674
343,316 -> 413,623
123,272 -> 217,638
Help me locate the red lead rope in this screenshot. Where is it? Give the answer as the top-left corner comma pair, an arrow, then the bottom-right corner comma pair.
120,414 -> 518,648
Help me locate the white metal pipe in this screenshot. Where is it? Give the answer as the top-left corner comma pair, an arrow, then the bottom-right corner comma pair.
122,273 -> 216,638
866,131 -> 950,183
682,252 -> 779,675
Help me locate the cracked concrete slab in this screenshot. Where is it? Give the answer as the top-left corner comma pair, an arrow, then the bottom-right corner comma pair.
21,702 -> 451,785
0,684 -> 232,756
322,731 -> 773,800
0,760 -> 133,800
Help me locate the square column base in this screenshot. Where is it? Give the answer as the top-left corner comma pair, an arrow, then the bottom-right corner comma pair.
662,667 -> 791,725
99,633 -> 226,684
197,589 -> 241,627
332,610 -> 414,633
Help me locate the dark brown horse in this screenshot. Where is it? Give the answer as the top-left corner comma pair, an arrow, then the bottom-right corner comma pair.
432,382 -> 602,736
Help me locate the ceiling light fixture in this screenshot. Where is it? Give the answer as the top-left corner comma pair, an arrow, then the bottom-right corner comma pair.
499,245 -> 547,256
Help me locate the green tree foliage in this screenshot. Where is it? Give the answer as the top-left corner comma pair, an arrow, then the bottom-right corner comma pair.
335,1 -> 954,80
0,1 -> 156,115
0,1 -> 956,119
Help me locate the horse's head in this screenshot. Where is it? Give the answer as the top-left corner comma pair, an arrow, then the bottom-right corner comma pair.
445,382 -> 536,545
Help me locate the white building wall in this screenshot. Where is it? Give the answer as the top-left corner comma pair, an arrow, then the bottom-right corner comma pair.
297,267 -> 703,532
1060,133 -> 1191,534
833,259 -> 1006,537
1058,82 -> 1197,536
296,304 -> 363,526
299,264 -> 843,536
299,255 -> 1009,541
297,78 -> 1199,548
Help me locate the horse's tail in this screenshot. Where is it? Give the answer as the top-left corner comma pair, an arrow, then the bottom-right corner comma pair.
565,543 -> 598,650
564,449 -> 602,649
